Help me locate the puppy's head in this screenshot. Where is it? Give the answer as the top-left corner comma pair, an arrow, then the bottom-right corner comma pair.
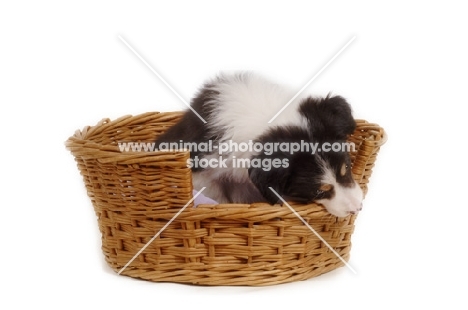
300,95 -> 362,217
249,95 -> 363,217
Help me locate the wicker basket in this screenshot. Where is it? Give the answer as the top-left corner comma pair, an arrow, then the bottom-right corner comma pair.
66,111 -> 386,286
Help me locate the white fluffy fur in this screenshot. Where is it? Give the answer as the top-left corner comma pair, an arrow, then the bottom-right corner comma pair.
206,73 -> 309,142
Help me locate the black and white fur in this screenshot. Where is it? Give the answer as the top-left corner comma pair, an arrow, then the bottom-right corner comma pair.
155,72 -> 363,217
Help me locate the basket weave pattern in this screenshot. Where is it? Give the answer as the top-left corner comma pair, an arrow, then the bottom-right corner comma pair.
66,111 -> 386,286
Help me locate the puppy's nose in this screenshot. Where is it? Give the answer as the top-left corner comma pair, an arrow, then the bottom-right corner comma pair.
349,203 -> 363,215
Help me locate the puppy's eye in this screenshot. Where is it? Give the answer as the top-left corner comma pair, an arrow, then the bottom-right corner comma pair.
316,184 -> 333,196
340,163 -> 348,176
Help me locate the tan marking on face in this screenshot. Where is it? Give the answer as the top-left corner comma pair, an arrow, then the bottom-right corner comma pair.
319,183 -> 333,192
340,163 -> 347,176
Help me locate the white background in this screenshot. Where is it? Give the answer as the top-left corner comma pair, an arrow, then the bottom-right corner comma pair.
1,1 -> 467,309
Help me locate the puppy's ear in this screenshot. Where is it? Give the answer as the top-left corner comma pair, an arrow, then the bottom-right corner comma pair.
248,157 -> 291,205
299,95 -> 356,141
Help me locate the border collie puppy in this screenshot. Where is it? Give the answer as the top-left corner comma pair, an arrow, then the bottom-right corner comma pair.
155,72 -> 363,217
